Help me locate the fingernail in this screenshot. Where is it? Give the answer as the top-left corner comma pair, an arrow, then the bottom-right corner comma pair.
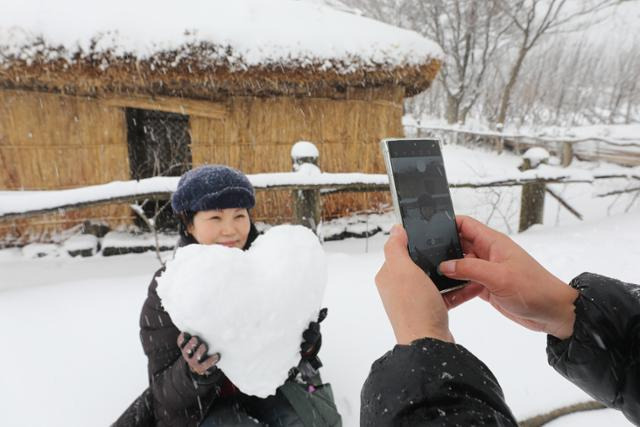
390,224 -> 402,236
438,261 -> 456,275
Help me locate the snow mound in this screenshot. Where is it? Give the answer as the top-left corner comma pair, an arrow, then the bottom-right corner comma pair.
291,141 -> 320,159
156,225 -> 327,397
22,243 -> 63,258
524,147 -> 550,168
62,234 -> 99,257
62,234 -> 98,252
295,163 -> 322,175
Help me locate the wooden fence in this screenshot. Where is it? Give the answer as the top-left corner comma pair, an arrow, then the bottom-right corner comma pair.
407,123 -> 640,167
2,141 -> 639,239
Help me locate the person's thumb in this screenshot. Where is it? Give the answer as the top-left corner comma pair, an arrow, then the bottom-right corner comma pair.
438,257 -> 508,293
383,224 -> 410,263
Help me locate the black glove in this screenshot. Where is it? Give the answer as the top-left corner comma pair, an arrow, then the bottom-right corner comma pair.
178,332 -> 221,382
300,308 -> 328,370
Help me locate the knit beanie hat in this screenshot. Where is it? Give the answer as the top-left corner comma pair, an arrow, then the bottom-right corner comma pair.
171,165 -> 255,214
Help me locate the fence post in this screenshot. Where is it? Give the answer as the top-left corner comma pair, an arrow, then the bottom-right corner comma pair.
495,124 -> 505,154
560,141 -> 573,167
519,148 -> 549,233
513,136 -> 521,155
291,141 -> 321,234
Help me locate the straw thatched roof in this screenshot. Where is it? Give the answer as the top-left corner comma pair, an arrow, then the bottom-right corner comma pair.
0,0 -> 442,99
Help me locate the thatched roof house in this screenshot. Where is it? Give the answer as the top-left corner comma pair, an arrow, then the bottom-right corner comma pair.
0,0 -> 442,243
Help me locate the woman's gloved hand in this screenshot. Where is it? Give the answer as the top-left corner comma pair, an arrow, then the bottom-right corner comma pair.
300,308 -> 328,369
177,332 -> 221,377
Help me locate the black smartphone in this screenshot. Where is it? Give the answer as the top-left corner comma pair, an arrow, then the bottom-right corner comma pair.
380,138 -> 466,293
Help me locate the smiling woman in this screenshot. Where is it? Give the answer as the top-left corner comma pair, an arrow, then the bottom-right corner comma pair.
171,165 -> 258,249
187,209 -> 251,248
114,164 -> 341,427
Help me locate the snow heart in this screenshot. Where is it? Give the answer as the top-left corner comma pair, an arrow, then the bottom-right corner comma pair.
156,225 -> 327,398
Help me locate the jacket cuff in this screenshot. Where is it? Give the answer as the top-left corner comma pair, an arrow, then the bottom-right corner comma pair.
547,272 -> 635,355
189,365 -> 224,385
546,272 -> 639,408
361,338 -> 516,425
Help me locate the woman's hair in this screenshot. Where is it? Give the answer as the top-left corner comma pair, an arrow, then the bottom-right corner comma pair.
176,210 -> 198,247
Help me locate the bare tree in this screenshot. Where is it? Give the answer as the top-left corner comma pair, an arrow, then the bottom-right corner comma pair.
346,0 -> 513,124
493,0 -> 619,127
410,1 -> 513,124
130,200 -> 173,267
341,0 -> 639,128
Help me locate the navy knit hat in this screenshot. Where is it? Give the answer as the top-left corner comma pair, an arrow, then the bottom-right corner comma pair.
171,165 -> 255,214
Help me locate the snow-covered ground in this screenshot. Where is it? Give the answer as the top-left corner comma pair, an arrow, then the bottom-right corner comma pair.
0,147 -> 638,426
0,212 -> 637,426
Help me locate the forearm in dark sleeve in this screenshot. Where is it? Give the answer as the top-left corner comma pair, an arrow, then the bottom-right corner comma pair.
547,272 -> 640,425
148,354 -> 222,416
361,338 -> 517,426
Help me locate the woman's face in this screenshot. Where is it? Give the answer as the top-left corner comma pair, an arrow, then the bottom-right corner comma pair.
187,208 -> 251,248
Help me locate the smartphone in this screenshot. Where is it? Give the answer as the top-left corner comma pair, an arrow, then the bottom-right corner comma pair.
380,138 -> 466,293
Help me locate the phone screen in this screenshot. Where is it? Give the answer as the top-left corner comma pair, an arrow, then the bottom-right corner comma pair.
386,139 -> 466,292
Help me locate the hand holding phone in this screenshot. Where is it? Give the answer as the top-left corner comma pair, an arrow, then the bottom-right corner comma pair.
380,138 -> 466,293
375,224 -> 455,344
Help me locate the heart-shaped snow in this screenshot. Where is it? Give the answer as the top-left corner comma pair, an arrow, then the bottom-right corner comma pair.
156,225 -> 327,397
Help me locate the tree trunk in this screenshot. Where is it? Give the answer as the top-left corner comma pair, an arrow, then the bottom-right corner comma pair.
624,80 -> 637,124
497,47 -> 528,127
446,93 -> 461,124
560,141 -> 573,167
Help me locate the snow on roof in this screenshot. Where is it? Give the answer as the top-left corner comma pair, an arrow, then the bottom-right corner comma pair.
0,0 -> 443,72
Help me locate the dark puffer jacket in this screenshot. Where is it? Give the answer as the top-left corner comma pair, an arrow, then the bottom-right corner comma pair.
118,223 -> 340,427
547,273 -> 640,425
360,338 -> 517,426
138,224 -> 261,426
361,273 -> 640,426
140,270 -> 334,427
140,268 -> 234,426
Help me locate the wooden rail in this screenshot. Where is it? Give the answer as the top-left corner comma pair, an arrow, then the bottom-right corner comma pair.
1,142 -> 638,235
408,123 -> 640,167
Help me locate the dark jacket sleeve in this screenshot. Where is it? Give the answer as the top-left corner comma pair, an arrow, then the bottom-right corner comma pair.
361,338 -> 517,426
140,268 -> 222,426
547,272 -> 640,425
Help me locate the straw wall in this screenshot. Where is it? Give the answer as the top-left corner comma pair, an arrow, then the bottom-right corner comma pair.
1,85 -> 404,243
0,89 -> 131,242
190,86 -> 404,222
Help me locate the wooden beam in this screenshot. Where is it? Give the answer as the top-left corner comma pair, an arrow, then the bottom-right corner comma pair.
102,95 -> 227,119
1,88 -> 228,119
596,186 -> 640,198
0,192 -> 170,221
0,174 -> 635,222
546,188 -> 583,220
